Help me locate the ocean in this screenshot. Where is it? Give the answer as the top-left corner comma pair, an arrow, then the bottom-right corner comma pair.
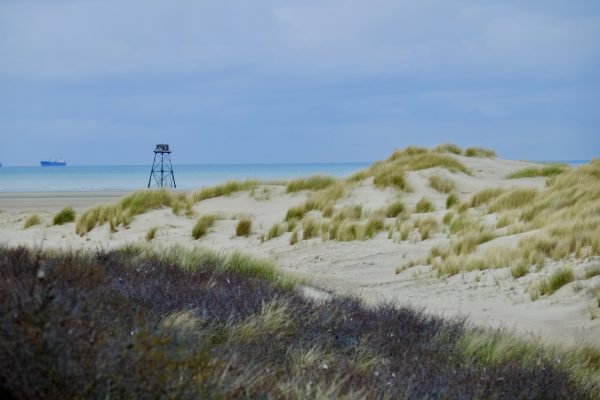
0,163 -> 370,192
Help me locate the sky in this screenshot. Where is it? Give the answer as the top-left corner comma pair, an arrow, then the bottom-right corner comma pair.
0,0 -> 599,166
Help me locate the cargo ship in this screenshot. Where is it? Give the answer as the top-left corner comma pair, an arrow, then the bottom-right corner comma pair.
40,158 -> 67,167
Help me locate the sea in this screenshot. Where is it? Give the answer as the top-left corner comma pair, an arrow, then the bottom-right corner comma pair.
0,163 -> 370,192
0,160 -> 590,193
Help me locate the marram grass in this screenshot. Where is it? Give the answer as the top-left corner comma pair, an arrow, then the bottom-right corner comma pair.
53,207 -> 76,225
23,214 -> 42,229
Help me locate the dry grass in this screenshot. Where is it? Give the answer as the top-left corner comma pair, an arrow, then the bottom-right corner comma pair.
433,143 -> 462,154
418,217 -> 439,240
285,183 -> 346,221
236,218 -> 252,237
470,187 -> 505,207
289,230 -> 299,245
53,207 -> 76,225
286,175 -> 337,193
488,188 -> 539,212
302,218 -> 320,240
191,179 -> 260,203
384,200 -> 405,218
23,214 -> 42,229
428,174 -> 456,193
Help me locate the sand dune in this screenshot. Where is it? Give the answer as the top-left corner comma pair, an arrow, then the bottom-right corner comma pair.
1,151 -> 598,347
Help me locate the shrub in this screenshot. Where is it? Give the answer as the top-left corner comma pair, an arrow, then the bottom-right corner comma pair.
415,197 -> 434,213
23,214 -> 42,229
428,175 -> 456,193
53,207 -> 76,225
236,218 -> 252,237
464,147 -> 496,158
286,176 -> 336,193
192,215 -> 218,239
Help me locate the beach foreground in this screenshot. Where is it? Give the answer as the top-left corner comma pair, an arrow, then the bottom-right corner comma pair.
1,146 -> 599,350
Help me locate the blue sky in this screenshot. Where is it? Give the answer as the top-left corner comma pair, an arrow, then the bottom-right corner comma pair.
0,0 -> 599,165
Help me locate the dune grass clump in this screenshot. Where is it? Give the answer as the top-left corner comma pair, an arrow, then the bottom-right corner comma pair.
428,174 -> 456,194
415,197 -> 435,213
23,214 -> 42,229
362,217 -> 385,239
289,230 -> 299,245
286,175 -> 336,193
418,217 -> 439,240
145,226 -> 158,241
301,218 -> 319,240
507,164 -> 568,179
470,187 -> 505,208
384,200 -> 405,218
285,183 -> 346,221
488,188 -> 539,213
433,143 -> 462,154
192,215 -> 218,239
192,179 -> 260,203
511,263 -> 529,279
464,147 -> 496,158
1,246 -> 595,399
446,192 -> 459,209
53,207 -> 76,225
267,223 -> 286,240
236,218 -> 252,237
531,267 -> 575,300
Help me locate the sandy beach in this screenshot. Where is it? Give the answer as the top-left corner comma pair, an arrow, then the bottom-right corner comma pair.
1,153 -> 599,348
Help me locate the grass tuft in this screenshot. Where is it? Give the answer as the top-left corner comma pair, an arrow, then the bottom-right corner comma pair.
428,174 -> 456,193
446,193 -> 459,209
192,215 -> 218,239
507,164 -> 568,179
53,207 -> 76,225
415,197 -> 435,213
23,214 -> 42,229
384,200 -> 405,218
145,226 -> 158,241
236,218 -> 252,237
286,176 -> 337,193
464,147 -> 496,158
531,267 -> 575,299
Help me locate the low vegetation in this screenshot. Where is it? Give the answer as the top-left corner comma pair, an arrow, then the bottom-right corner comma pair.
286,175 -> 336,193
530,267 -> 575,300
428,174 -> 456,193
415,197 -> 435,213
192,214 -> 219,239
507,164 -> 568,179
23,214 -> 42,229
236,217 -> 252,237
267,223 -> 286,240
1,246 -> 597,399
145,226 -> 158,241
464,146 -> 496,158
53,207 -> 76,225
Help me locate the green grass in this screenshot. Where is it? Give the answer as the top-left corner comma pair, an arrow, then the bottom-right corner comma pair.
53,207 -> 76,225
446,193 -> 459,209
145,226 -> 158,241
433,143 -> 462,154
23,214 -> 42,229
418,217 -> 439,240
363,217 -> 384,239
192,215 -> 218,239
236,218 -> 252,237
510,263 -> 529,279
428,174 -> 456,193
464,147 -> 496,158
286,175 -> 336,193
488,188 -> 539,212
289,230 -> 299,245
191,179 -> 260,203
470,187 -> 505,207
584,265 -> 600,280
415,197 -> 434,213
302,218 -> 319,240
384,200 -> 405,217
285,183 -> 346,221
267,223 -> 286,240
507,164 -> 568,179
532,267 -> 575,299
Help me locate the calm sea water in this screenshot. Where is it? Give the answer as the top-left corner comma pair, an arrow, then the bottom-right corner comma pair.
0,163 -> 370,192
